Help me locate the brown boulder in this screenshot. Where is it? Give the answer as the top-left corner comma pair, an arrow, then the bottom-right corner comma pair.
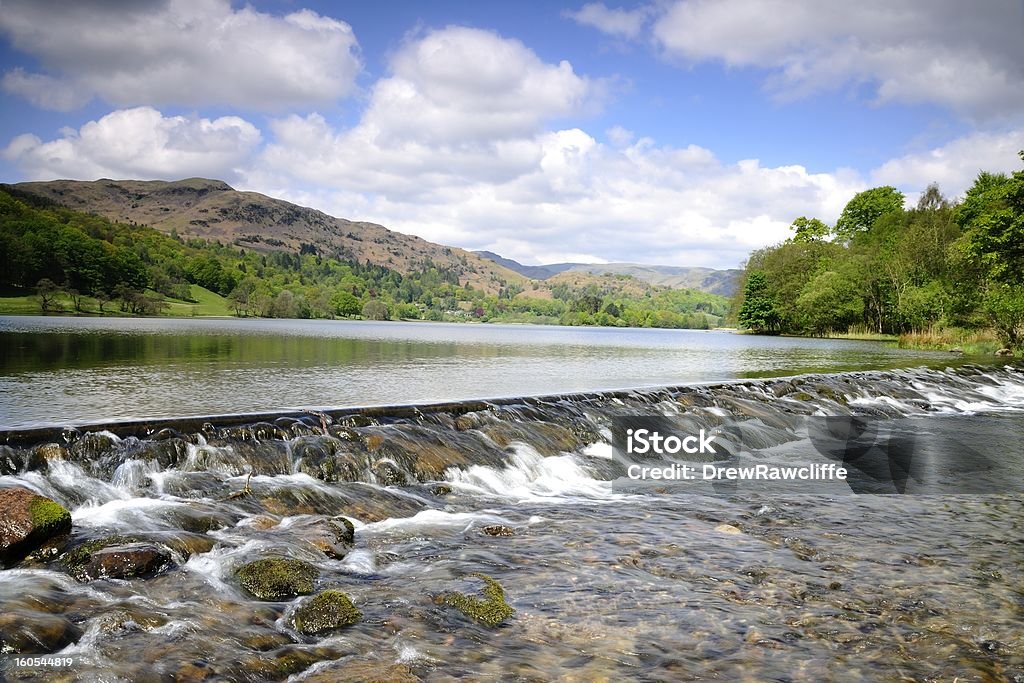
0,487 -> 72,566
79,542 -> 172,580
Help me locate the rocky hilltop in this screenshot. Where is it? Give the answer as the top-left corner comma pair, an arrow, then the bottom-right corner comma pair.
12,178 -> 525,294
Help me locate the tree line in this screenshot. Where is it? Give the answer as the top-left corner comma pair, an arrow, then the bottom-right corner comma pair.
0,187 -> 727,328
735,151 -> 1024,348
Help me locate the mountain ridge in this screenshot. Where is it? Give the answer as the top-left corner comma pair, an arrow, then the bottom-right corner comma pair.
11,177 -> 526,295
474,251 -> 741,296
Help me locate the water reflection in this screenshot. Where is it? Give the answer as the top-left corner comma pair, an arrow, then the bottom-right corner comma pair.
0,316 -> 956,428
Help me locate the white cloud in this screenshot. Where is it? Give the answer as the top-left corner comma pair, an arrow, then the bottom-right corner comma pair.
368,26 -> 593,143
648,0 -> 1024,118
3,106 -> 261,181
872,129 -> 1024,202
565,3 -> 650,39
0,0 -> 361,111
257,26 -> 596,199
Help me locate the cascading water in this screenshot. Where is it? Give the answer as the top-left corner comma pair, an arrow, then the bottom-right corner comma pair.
1,364 -> 1023,680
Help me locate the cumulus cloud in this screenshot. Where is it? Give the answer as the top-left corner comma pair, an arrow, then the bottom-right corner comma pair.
254,114 -> 865,267
259,26 -> 596,198
3,106 -> 261,181
367,26 -> 594,143
0,0 -> 361,111
872,129 -> 1024,202
565,3 -> 651,39
647,0 -> 1024,119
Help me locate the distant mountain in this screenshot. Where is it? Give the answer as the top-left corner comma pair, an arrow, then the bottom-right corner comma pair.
474,251 -> 742,297
13,178 -> 526,295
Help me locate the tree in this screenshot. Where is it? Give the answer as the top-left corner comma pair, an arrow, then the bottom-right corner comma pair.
796,271 -> 862,335
982,283 -> 1024,348
271,290 -> 299,318
789,216 -> 830,243
737,271 -> 780,333
958,153 -> 1024,286
331,289 -> 362,317
35,278 -> 60,312
834,186 -> 905,242
361,299 -> 390,320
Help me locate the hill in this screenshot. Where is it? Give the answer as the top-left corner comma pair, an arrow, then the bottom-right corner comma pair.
13,178 -> 525,295
473,251 -> 742,296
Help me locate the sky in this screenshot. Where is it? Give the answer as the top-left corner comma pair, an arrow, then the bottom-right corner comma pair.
1,1 -> 1022,270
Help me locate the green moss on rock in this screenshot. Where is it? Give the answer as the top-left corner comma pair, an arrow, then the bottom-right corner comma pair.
290,589 -> 362,635
236,558 -> 319,601
441,572 -> 515,627
28,498 -> 72,535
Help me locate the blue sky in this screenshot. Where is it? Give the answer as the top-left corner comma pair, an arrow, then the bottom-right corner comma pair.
1,1 -> 1022,268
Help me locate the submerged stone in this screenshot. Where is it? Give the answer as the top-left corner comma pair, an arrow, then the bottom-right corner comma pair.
80,542 -> 172,580
481,524 -> 515,537
236,558 -> 319,600
0,487 -> 72,566
0,610 -> 82,654
290,589 -> 362,635
439,572 -> 515,627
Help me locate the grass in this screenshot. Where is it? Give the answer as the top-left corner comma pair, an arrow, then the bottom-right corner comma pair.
163,285 -> 233,317
823,330 -> 899,342
897,327 -> 1004,355
0,285 -> 232,318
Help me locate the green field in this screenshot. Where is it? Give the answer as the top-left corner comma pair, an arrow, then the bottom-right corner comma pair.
0,285 -> 232,318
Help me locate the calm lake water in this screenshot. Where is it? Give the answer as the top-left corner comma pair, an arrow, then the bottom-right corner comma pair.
0,316 -> 949,429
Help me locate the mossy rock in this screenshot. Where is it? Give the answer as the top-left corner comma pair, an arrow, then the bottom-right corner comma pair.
236,558 -> 319,601
60,536 -> 131,580
790,392 -> 814,401
440,573 -> 515,627
290,589 -> 362,635
0,488 -> 72,565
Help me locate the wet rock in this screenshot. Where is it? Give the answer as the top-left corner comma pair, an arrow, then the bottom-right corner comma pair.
438,573 -> 515,627
770,381 -> 798,397
163,502 -> 238,533
481,525 -> 515,537
286,517 -> 354,560
289,589 -> 362,635
34,443 -> 69,464
272,645 -> 342,677
0,610 -> 82,654
240,630 -> 292,651
236,558 -> 319,600
714,523 -> 742,535
99,607 -> 170,634
60,536 -> 131,580
372,458 -> 409,486
431,484 -> 452,496
996,348 -> 1014,357
293,436 -> 363,482
79,542 -> 172,580
303,661 -> 420,682
0,487 -> 72,565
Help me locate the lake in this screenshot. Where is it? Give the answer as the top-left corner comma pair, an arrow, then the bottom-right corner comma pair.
0,316 -> 951,429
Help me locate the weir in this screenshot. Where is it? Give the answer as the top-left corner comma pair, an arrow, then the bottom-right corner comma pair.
2,363 -> 1022,486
